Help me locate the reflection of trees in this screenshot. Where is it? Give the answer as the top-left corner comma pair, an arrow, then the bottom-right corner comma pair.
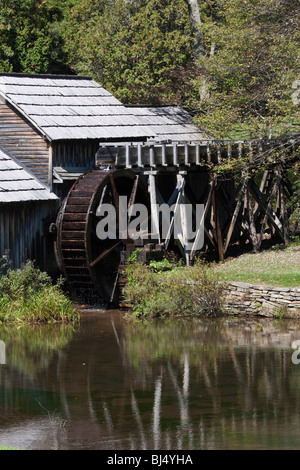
0,323 -> 77,428
124,317 -> 300,366
117,317 -> 300,449
0,324 -> 77,378
1,314 -> 300,450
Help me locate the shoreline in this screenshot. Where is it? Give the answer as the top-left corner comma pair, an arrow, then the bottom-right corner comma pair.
223,281 -> 300,319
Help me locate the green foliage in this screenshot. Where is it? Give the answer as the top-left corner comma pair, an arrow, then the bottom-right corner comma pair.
60,0 -> 196,104
192,0 -> 300,138
127,248 -> 142,263
124,258 -> 224,318
0,0 -> 298,138
149,258 -> 173,272
0,259 -> 78,323
0,0 -> 65,73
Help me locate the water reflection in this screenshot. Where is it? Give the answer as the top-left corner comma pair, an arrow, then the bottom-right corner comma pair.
1,312 -> 300,450
122,317 -> 300,450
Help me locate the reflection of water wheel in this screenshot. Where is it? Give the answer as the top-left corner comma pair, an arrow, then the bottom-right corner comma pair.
56,169 -> 149,306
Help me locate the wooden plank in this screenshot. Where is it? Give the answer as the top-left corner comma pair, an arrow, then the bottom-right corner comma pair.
217,187 -> 249,242
190,179 -> 214,259
62,222 -> 86,231
62,231 -> 85,239
149,173 -> 160,243
212,181 -> 224,261
70,190 -> 95,198
223,176 -> 248,254
249,177 -> 285,244
65,204 -> 90,213
61,239 -> 85,247
279,182 -> 290,246
67,197 -> 91,205
246,187 -> 259,252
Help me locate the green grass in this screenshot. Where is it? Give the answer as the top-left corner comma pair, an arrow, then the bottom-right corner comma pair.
227,119 -> 300,141
0,260 -> 79,324
0,446 -> 20,450
213,244 -> 300,288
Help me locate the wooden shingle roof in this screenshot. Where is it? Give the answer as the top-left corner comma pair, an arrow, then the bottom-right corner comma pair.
0,73 -> 155,141
127,106 -> 208,142
0,147 -> 58,202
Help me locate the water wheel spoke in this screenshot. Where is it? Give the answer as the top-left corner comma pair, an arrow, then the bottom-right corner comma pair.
128,175 -> 139,216
109,173 -> 120,218
95,183 -> 110,217
89,240 -> 122,268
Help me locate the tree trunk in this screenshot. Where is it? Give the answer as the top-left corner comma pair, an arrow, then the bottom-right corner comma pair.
185,0 -> 204,60
185,0 -> 209,101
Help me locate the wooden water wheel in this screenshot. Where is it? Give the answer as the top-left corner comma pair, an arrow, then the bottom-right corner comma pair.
55,169 -> 149,306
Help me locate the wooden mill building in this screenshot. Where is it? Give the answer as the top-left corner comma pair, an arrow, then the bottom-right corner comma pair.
0,72 -> 206,273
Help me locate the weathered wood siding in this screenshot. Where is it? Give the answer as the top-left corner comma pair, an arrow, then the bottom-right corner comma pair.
0,200 -> 59,272
53,140 -> 98,170
0,102 -> 50,186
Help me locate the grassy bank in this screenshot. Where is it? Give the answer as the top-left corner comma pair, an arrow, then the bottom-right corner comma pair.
0,260 -> 79,324
123,243 -> 300,317
213,243 -> 300,288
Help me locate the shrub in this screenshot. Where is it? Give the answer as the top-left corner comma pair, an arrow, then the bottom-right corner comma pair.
0,260 -> 78,324
123,257 -> 225,318
184,259 -> 225,316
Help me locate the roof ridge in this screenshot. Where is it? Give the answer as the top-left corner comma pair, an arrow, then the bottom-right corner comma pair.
0,72 -> 93,80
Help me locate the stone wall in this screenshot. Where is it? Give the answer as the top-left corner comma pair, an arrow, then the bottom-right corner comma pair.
223,281 -> 300,318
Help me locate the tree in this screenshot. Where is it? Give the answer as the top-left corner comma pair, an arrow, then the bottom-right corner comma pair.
61,0 -> 196,104
0,0 -> 298,139
0,0 -> 64,73
190,0 -> 300,139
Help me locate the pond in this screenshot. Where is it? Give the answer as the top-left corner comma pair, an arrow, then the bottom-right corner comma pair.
1,310 -> 300,450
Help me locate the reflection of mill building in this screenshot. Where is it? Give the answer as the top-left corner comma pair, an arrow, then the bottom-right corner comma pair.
0,73 -> 205,274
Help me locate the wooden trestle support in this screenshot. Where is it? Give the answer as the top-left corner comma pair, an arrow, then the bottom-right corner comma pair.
56,136 -> 299,306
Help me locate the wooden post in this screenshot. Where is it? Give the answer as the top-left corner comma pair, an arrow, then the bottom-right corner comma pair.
223,176 -> 248,255
125,144 -> 130,168
161,143 -> 167,166
196,144 -> 200,165
150,145 -> 155,167
279,182 -> 290,246
212,178 -> 224,261
184,143 -> 189,166
137,143 -> 143,167
148,173 -> 160,243
246,187 -> 259,252
164,174 -> 186,254
173,143 -> 178,166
